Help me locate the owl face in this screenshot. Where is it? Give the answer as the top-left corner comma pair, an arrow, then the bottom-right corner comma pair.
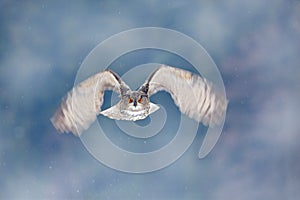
120,91 -> 150,113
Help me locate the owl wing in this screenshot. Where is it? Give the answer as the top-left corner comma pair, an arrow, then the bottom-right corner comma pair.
140,65 -> 227,126
51,69 -> 129,136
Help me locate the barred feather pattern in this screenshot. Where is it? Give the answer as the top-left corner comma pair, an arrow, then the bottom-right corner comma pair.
50,70 -> 123,136
146,65 -> 227,127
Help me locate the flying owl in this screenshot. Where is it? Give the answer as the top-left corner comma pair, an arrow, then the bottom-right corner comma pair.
51,65 -> 227,136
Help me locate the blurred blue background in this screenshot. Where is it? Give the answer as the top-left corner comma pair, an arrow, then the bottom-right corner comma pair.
1,0 -> 300,199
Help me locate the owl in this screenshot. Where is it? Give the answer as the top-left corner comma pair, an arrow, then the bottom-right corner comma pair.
51,65 -> 228,136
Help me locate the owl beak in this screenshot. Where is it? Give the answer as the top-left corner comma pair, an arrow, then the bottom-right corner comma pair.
133,100 -> 137,107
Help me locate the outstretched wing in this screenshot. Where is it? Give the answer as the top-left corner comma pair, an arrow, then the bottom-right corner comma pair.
140,65 -> 227,126
51,69 -> 129,136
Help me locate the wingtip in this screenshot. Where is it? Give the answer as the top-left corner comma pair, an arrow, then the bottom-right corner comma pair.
50,109 -> 81,137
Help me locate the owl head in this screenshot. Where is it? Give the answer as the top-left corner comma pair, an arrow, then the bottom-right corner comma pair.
121,91 -> 150,112
99,89 -> 159,121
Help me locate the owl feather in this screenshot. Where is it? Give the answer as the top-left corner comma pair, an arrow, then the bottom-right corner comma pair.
51,65 -> 227,136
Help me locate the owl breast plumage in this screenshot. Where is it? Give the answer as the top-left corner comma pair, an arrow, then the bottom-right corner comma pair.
51,65 -> 227,136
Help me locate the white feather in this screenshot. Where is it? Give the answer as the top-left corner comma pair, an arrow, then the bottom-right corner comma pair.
146,65 -> 228,126
50,70 -> 123,136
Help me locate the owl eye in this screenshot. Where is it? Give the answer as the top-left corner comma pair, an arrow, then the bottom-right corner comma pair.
128,98 -> 133,103
138,97 -> 143,103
